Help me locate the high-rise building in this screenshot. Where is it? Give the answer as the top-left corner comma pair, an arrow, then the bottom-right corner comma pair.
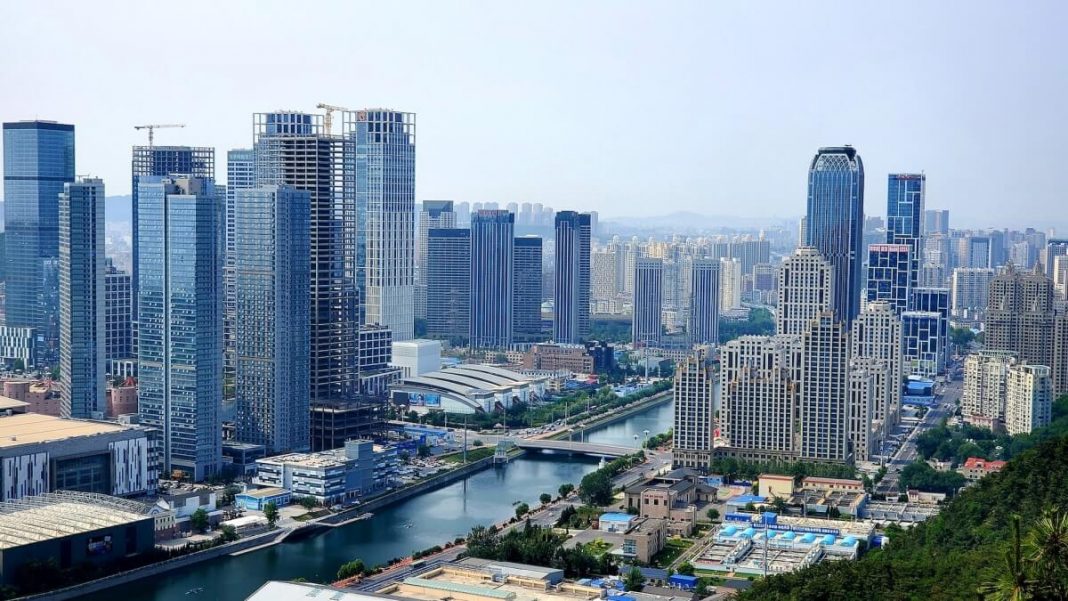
689,259 -> 721,345
961,350 -> 1017,430
777,247 -> 833,336
728,237 -> 771,275
513,236 -> 544,341
850,301 -> 903,430
234,185 -> 311,454
848,367 -> 877,463
799,313 -> 850,463
470,210 -> 514,348
591,249 -> 617,304
720,334 -> 802,461
866,243 -> 911,314
718,258 -> 742,311
3,120 -> 75,363
805,146 -> 864,323
886,174 -> 925,290
225,148 -> 255,381
345,109 -> 416,341
951,268 -> 996,321
902,311 -> 943,378
1053,255 -> 1068,299
1043,239 -> 1068,280
672,353 -> 715,470
1005,364 -> 1052,435
633,258 -> 663,347
923,209 -> 950,236
416,201 -> 456,319
426,229 -> 471,342
554,211 -> 591,343
104,262 -> 133,371
136,176 -> 222,481
910,287 -> 950,373
58,178 -> 105,418
954,236 -> 992,270
131,145 -> 214,354
254,111 -> 356,402
985,264 -> 1054,377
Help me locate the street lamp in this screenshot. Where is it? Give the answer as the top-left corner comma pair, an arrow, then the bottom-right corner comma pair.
633,434 -> 641,449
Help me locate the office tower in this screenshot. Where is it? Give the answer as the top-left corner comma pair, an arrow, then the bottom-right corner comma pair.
455,202 -> 471,227
988,230 -> 1008,268
910,287 -> 950,373
513,236 -> 544,341
866,243 -> 911,314
720,334 -> 802,460
924,209 -> 950,236
254,111 -> 356,402
58,178 -> 105,418
728,236 -> 771,275
799,313 -> 850,462
104,262 -> 133,369
689,259 -> 721,344
1045,239 -> 1068,279
591,249 -> 617,304
886,174 -> 925,290
672,353 -> 715,470
851,301 -> 904,428
901,311 -> 942,378
633,258 -> 663,346
345,109 -> 416,341
954,236 -> 991,269
554,211 -> 591,343
805,146 -> 864,323
1005,364 -> 1052,435
426,229 -> 471,342
961,350 -> 1017,429
136,176 -> 222,481
718,258 -> 742,311
985,264 -> 1054,376
416,201 -> 456,319
622,242 -> 640,296
752,263 -> 778,295
131,145 -> 214,352
777,247 -> 833,337
3,120 -> 75,363
225,148 -> 255,381
469,210 -> 514,348
234,185 -> 311,453
951,268 -> 996,320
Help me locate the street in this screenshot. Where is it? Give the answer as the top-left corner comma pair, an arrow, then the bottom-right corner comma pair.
876,376 -> 962,497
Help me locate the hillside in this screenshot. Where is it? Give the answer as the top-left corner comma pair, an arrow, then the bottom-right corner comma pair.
738,400 -> 1068,601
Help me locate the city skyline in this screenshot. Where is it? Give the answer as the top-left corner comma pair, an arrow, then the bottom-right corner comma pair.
1,2 -> 1066,231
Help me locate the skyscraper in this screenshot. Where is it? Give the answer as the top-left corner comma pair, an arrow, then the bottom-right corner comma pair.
346,109 -> 416,341
866,243 -> 912,314
3,120 -> 75,363
254,111 -> 356,402
720,334 -> 802,460
799,312 -> 850,463
234,185 -> 311,453
426,229 -> 471,342
136,176 -> 222,481
923,209 -> 950,236
986,264 -> 1065,394
961,350 -> 1017,429
554,211 -> 591,343
910,287 -> 950,373
886,173 -> 925,290
416,201 -> 456,319
951,268 -> 996,320
633,258 -> 663,347
1005,364 -> 1052,435
689,258 -> 721,345
104,261 -> 133,370
805,146 -> 864,323
718,258 -> 742,311
672,353 -> 715,470
850,301 -> 903,431
777,247 -> 833,337
901,311 -> 943,378
58,178 -> 105,418
470,210 -> 514,348
225,148 -> 255,381
513,236 -> 544,341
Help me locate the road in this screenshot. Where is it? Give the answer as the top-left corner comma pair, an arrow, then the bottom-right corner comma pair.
876,376 -> 963,497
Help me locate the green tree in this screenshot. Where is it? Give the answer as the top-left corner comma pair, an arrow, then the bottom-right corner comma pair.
771,497 -> 788,514
624,566 -> 644,591
979,515 -> 1030,601
676,562 -> 695,576
706,508 -> 720,521
190,508 -> 209,533
417,444 -> 432,458
219,524 -> 239,543
336,559 -> 366,580
559,483 -> 575,497
1026,508 -> 1068,600
539,493 -> 552,505
263,501 -> 279,528
299,496 -> 317,510
515,502 -> 530,519
579,470 -> 614,506
473,439 -> 485,447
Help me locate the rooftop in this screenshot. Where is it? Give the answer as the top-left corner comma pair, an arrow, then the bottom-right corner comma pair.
0,491 -> 155,549
238,487 -> 290,499
0,413 -> 128,448
0,396 -> 30,412
246,581 -> 387,601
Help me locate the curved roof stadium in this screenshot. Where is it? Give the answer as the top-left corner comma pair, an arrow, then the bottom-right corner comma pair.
392,365 -> 545,413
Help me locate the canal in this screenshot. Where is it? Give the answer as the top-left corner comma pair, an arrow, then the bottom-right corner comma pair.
88,399 -> 676,601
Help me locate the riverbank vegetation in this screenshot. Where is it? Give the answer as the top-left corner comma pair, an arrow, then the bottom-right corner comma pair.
708,456 -> 858,484
464,521 -> 617,578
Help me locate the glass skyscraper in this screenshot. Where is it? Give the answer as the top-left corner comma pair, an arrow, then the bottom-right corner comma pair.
416,201 -> 456,320
689,258 -> 721,344
866,243 -> 912,314
469,210 -> 514,349
234,185 -> 311,453
554,211 -> 592,343
3,120 -> 75,363
513,236 -> 544,341
345,109 -> 416,341
426,229 -> 471,342
58,178 -> 105,418
633,258 -> 663,346
886,173 -> 925,290
136,176 -> 222,481
805,146 -> 865,324
225,148 -> 255,380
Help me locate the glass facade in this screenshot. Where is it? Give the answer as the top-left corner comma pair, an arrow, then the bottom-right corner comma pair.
513,236 -> 544,341
469,210 -> 514,348
225,149 -> 255,381
866,243 -> 911,314
632,258 -> 663,346
425,229 -> 471,342
554,211 -> 592,343
689,258 -> 720,344
886,173 -> 925,291
3,121 -> 75,364
234,185 -> 311,453
136,176 -> 223,481
805,146 -> 864,324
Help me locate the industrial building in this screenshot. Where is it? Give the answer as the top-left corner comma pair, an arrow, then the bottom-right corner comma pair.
253,439 -> 391,504
391,364 -> 547,414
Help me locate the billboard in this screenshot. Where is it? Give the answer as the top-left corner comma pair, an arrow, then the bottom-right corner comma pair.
408,393 -> 441,407
87,535 -> 112,555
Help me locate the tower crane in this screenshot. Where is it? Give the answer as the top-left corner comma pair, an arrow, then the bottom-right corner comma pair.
316,103 -> 350,134
133,123 -> 185,146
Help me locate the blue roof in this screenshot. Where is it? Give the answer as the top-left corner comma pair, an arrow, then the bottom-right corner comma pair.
601,512 -> 635,522
670,575 -> 699,584
822,535 -> 836,545
729,494 -> 766,505
722,526 -> 738,536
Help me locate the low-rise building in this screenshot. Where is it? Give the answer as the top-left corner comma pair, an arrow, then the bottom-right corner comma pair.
391,339 -> 442,378
106,385 -> 137,417
222,441 -> 267,476
957,456 -> 1007,481
235,487 -> 291,511
621,517 -> 668,563
2,380 -> 59,416
253,439 -> 384,505
624,468 -> 715,536
758,474 -> 795,500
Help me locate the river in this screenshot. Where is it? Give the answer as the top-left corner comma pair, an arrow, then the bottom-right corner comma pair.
89,399 -> 675,601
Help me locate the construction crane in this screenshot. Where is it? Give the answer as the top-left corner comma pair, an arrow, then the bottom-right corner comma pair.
133,123 -> 185,146
316,103 -> 350,134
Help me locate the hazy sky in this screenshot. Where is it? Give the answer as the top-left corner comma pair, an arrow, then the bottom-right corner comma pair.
1,1 -> 1065,229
